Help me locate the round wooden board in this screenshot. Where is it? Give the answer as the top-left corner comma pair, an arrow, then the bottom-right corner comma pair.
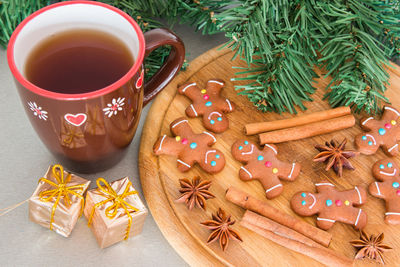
139,46 -> 400,266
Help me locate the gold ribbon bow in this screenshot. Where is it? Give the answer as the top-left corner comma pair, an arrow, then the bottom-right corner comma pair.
88,178 -> 139,240
38,164 -> 86,230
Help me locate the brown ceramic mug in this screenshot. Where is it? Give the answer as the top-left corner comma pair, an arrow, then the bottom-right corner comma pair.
7,1 -> 185,173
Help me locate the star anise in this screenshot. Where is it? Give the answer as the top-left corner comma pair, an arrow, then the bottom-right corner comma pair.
313,138 -> 359,177
200,208 -> 242,251
175,177 -> 215,210
350,230 -> 392,264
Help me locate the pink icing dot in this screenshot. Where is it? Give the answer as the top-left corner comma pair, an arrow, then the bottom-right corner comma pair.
203,95 -> 209,100
335,200 -> 342,206
265,161 -> 272,167
397,190 -> 400,196
385,123 -> 391,129
182,138 -> 188,145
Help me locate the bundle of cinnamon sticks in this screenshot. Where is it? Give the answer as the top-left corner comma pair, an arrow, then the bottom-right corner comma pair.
226,187 -> 353,267
244,106 -> 355,144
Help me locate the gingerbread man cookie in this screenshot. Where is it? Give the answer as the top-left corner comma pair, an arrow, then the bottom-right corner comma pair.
231,139 -> 301,199
369,158 -> 400,225
178,79 -> 234,133
355,105 -> 400,156
153,117 -> 225,173
291,181 -> 368,230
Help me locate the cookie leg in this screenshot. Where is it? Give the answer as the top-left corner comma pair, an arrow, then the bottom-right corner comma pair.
384,202 -> 400,225
316,217 -> 336,230
176,158 -> 194,172
265,183 -> 283,199
385,212 -> 400,225
382,142 -> 399,157
353,209 -> 367,230
260,177 -> 283,199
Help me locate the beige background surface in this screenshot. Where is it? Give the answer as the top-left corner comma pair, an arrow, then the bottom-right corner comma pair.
0,23 -> 226,266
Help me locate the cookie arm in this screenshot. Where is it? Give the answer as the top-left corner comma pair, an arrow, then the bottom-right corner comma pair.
170,118 -> 193,137
276,161 -> 301,181
220,98 -> 235,113
238,164 -> 254,182
382,106 -> 400,122
185,104 -> 201,118
153,135 -> 182,156
359,116 -> 379,131
199,131 -> 217,146
345,186 -> 367,205
368,181 -> 386,199
178,82 -> 202,100
206,79 -> 225,95
315,181 -> 336,193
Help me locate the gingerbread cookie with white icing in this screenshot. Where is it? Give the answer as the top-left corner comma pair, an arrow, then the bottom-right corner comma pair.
355,105 -> 400,156
291,181 -> 368,230
231,139 -> 301,199
369,158 -> 400,225
153,117 -> 225,173
178,79 -> 234,133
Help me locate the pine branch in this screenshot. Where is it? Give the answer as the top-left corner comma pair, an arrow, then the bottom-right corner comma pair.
318,0 -> 394,114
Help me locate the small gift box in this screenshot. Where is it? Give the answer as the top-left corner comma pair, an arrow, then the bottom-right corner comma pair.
84,177 -> 148,248
29,164 -> 90,237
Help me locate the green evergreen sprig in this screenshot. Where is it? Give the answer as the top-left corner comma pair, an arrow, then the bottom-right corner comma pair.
1,0 -> 400,114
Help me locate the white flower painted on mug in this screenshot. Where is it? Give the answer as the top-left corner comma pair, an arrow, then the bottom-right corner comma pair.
28,101 -> 48,121
103,97 -> 125,117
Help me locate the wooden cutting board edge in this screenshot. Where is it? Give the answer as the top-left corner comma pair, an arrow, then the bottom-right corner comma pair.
139,46 -> 231,266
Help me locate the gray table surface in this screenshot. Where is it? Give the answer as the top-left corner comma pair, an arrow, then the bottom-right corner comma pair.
0,23 -> 227,266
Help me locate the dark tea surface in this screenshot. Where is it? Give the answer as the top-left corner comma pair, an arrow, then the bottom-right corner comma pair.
25,29 -> 134,94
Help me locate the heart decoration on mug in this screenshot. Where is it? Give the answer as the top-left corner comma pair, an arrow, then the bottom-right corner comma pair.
64,113 -> 87,127
136,69 -> 144,89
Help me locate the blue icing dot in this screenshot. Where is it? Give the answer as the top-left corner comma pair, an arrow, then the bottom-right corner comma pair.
301,200 -> 306,206
210,120 -> 215,125
217,117 -> 222,121
239,146 -> 243,150
301,192 -> 306,197
393,182 -> 399,188
326,199 -> 333,207
190,142 -> 197,149
215,154 -> 220,159
362,136 -> 367,141
211,161 -> 217,166
388,162 -> 393,168
380,164 -> 385,169
257,155 -> 264,161
244,141 -> 249,145
205,101 -> 212,107
368,141 -> 373,146
379,128 -> 386,135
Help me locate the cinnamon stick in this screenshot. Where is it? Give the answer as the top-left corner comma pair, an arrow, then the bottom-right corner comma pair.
259,114 -> 355,144
245,106 -> 351,135
241,220 -> 353,267
242,210 -> 323,248
225,186 -> 332,247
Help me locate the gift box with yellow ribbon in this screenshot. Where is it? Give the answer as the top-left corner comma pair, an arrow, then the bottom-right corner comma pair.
29,164 -> 90,237
84,177 -> 148,248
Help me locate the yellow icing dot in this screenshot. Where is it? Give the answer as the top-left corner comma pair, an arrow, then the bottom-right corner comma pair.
201,89 -> 207,94
344,200 -> 350,206
391,120 -> 397,125
272,168 -> 278,174
175,136 -> 181,141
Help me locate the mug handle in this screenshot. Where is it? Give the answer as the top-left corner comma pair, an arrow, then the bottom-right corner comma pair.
143,28 -> 185,106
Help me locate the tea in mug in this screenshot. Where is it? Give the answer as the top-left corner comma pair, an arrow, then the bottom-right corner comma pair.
25,29 -> 134,94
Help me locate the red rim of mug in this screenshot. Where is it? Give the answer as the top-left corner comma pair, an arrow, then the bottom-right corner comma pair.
7,0 -> 146,100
